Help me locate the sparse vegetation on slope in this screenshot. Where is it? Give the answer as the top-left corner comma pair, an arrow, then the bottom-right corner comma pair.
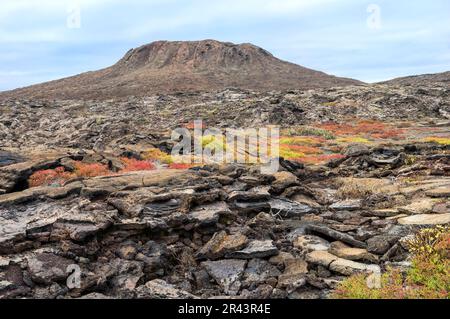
332,226 -> 450,299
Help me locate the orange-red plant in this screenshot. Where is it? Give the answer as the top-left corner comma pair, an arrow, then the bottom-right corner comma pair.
120,158 -> 156,172
317,121 -> 404,139
74,162 -> 110,178
28,167 -> 74,187
283,145 -> 323,155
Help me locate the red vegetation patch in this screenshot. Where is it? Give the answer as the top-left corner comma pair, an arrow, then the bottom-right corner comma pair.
283,145 -> 323,155
28,167 -> 74,187
317,120 -> 404,139
120,158 -> 156,172
74,162 -> 110,178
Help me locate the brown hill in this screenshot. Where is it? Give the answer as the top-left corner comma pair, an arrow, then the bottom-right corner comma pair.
0,40 -> 363,100
382,71 -> 450,86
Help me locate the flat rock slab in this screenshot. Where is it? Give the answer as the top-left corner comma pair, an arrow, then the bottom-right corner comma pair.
242,259 -> 281,286
329,241 -> 378,263
400,180 -> 450,196
366,209 -> 400,218
0,151 -> 25,167
426,187 -> 450,198
135,279 -> 197,299
196,231 -> 248,260
306,251 -> 379,276
330,200 -> 362,211
277,259 -> 308,292
398,198 -> 438,215
202,259 -> 247,295
398,214 -> 450,225
270,171 -> 299,193
188,201 -> 232,227
226,240 -> 279,259
366,235 -> 400,255
306,224 -> 366,249
293,235 -> 330,252
268,197 -> 315,218
27,253 -> 74,285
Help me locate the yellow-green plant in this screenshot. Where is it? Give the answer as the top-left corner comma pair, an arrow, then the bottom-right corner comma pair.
336,137 -> 371,144
423,137 -> 450,146
332,226 -> 449,299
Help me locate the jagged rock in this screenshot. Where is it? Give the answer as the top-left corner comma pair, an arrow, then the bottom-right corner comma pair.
268,197 -> 315,218
240,284 -> 274,299
369,153 -> 406,167
329,259 -> 380,276
0,151 -> 25,167
228,189 -> 271,213
115,241 -> 138,260
306,251 -> 380,276
398,214 -> 450,225
432,202 -> 450,214
426,187 -> 450,198
305,251 -> 337,267
344,144 -> 370,157
188,201 -> 232,228
329,200 -> 362,211
246,212 -> 277,228
367,235 -> 400,255
293,235 -> 330,252
135,241 -> 169,275
397,198 -> 438,215
195,231 -> 248,260
0,182 -> 83,206
329,241 -> 378,263
27,253 -> 74,285
269,252 -> 295,267
366,209 -> 400,217
135,279 -> 197,299
107,259 -> 145,291
202,259 -> 247,295
276,259 -> 308,293
0,199 -> 116,254
270,171 -> 299,194
0,257 -> 10,269
0,159 -> 59,193
242,259 -> 281,286
290,193 -> 321,208
306,225 -> 366,248
33,283 -> 67,299
226,240 -> 279,259
78,293 -> 112,299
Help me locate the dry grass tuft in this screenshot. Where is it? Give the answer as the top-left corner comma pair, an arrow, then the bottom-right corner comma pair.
336,178 -> 399,199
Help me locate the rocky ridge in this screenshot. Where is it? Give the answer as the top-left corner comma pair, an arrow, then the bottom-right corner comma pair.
0,141 -> 448,299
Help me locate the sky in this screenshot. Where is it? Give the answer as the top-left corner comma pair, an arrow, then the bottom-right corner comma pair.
0,0 -> 449,91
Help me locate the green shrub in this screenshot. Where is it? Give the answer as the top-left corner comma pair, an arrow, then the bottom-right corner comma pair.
332,226 -> 449,299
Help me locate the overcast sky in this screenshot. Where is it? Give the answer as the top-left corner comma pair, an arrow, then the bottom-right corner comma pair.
0,0 -> 449,91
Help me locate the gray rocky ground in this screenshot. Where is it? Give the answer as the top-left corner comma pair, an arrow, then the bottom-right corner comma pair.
0,83 -> 449,299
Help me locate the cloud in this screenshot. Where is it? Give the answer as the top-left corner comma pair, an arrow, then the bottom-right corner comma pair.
0,0 -> 449,90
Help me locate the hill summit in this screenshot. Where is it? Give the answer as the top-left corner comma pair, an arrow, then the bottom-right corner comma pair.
1,40 -> 363,100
